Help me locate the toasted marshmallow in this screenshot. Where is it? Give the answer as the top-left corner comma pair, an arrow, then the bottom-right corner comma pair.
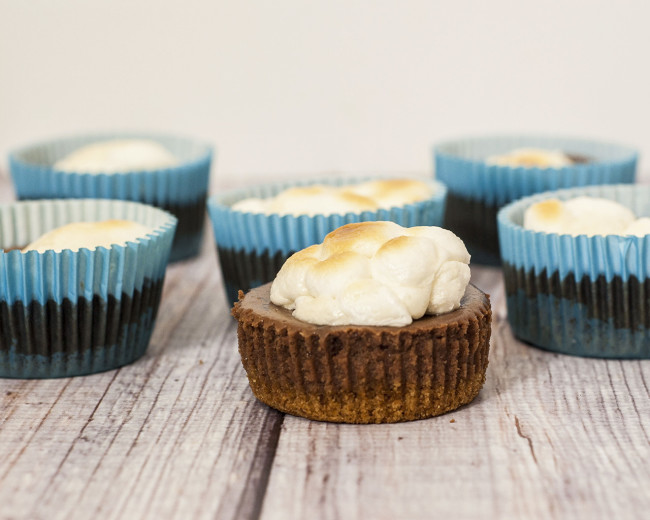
270,221 -> 470,326
231,179 -> 434,217
23,220 -> 153,253
346,179 -> 433,209
524,197 -> 636,236
54,139 -> 178,174
523,199 -> 571,234
486,148 -> 573,168
624,217 -> 650,237
268,186 -> 378,216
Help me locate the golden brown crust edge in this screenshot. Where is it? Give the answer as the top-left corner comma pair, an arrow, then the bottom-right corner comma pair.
232,284 -> 491,424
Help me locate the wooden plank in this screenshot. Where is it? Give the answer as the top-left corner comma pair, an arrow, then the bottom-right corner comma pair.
259,270 -> 650,520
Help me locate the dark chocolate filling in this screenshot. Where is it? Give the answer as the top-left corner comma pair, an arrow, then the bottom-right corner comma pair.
0,277 -> 163,356
217,246 -> 291,302
160,196 -> 206,250
565,153 -> 591,164
503,263 -> 650,330
443,192 -> 500,263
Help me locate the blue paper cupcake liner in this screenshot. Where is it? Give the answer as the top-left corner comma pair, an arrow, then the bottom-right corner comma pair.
0,199 -> 177,378
498,184 -> 650,358
8,133 -> 212,262
434,135 -> 638,265
207,177 -> 447,303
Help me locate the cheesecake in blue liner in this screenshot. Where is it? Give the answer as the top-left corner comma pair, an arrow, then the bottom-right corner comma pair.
9,133 -> 212,262
435,136 -> 637,265
498,184 -> 650,358
0,199 -> 176,378
208,177 -> 447,303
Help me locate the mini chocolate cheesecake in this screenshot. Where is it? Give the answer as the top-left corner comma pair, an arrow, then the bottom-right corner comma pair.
233,283 -> 491,424
502,263 -> 650,358
0,200 -> 177,378
499,190 -> 650,358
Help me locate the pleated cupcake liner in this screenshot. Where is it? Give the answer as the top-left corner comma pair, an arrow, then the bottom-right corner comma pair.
9,132 -> 212,261
208,177 -> 447,303
233,284 -> 491,424
434,136 -> 637,265
498,184 -> 650,358
435,135 -> 637,205
0,199 -> 177,378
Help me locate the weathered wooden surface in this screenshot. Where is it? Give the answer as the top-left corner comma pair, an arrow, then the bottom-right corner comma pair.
0,173 -> 649,520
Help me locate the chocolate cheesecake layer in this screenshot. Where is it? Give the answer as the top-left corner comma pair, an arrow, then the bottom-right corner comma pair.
233,283 -> 492,423
0,277 -> 164,378
443,193 -> 500,266
566,153 -> 591,164
161,195 -> 207,262
217,247 -> 291,303
503,263 -> 650,358
503,264 -> 650,329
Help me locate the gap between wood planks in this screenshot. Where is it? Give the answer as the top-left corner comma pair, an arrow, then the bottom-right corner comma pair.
230,412 -> 285,520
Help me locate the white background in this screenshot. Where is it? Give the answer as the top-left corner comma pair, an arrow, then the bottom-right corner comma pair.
1,0 -> 649,184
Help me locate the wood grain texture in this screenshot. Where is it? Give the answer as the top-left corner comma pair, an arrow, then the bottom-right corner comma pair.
0,175 -> 649,520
